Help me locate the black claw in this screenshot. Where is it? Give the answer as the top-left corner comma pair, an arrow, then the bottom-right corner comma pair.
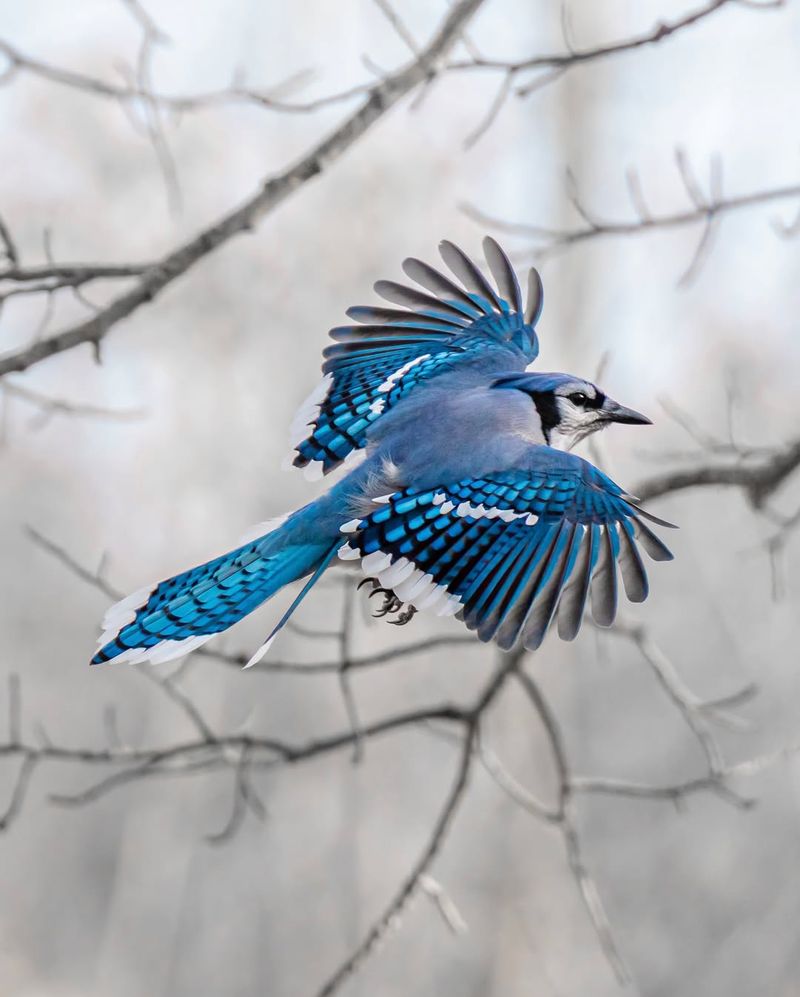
357,576 -> 418,627
387,606 -> 417,626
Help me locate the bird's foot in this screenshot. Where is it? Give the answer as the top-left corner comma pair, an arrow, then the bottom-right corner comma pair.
387,604 -> 417,627
357,577 -> 417,626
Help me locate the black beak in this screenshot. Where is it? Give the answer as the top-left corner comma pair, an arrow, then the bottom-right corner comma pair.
602,400 -> 652,426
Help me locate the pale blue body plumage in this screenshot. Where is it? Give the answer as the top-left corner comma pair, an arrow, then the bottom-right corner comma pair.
92,238 -> 673,666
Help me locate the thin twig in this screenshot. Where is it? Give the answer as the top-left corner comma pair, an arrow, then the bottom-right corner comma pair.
464,173 -> 800,271
0,0 -> 488,377
515,669 -> 631,984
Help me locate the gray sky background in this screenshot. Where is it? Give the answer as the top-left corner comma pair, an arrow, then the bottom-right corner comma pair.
0,2 -> 799,995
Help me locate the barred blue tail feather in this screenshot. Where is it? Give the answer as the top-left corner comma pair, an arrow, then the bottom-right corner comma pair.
92,515 -> 337,665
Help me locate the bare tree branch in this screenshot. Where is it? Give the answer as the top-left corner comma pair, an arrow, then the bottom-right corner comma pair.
634,435 -> 800,507
1,381 -> 144,428
450,0 -> 783,78
315,716 -> 476,996
0,0 -> 487,379
0,213 -> 19,264
464,172 -> 800,268
444,0 -> 784,146
515,668 -> 631,984
316,646 -> 523,997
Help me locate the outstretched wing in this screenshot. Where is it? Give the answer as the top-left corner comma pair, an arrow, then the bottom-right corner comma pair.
287,237 -> 543,480
338,451 -> 675,651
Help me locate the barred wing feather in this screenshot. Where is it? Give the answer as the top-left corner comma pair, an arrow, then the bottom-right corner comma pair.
338,455 -> 675,651
287,237 -> 542,479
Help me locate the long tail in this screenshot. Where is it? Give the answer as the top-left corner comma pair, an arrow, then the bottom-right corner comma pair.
91,512 -> 341,666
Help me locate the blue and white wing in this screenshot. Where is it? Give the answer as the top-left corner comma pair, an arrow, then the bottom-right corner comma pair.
287,237 -> 543,479
339,452 -> 675,651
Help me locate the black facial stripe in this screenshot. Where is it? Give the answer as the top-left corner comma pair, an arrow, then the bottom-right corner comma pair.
585,391 -> 605,410
531,392 -> 559,445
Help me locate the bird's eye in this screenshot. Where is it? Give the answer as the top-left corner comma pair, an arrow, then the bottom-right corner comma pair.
568,392 -> 588,406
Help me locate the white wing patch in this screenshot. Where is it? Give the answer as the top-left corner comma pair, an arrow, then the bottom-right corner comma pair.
283,373 -> 334,477
288,373 -> 333,446
453,500 -> 530,523
283,374 -> 368,480
284,355 -> 430,479
334,485 -> 548,620
377,354 -> 431,393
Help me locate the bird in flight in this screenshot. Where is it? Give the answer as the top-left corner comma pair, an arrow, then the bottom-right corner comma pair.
92,237 -> 674,667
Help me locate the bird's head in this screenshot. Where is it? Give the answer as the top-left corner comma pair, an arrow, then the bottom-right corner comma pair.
492,371 -> 651,450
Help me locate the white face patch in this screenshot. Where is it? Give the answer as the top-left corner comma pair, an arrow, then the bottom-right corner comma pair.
550,391 -> 605,451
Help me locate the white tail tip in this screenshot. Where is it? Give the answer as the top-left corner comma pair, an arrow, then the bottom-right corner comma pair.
243,635 -> 276,670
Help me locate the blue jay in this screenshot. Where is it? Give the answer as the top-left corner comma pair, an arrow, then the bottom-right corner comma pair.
92,238 -> 674,666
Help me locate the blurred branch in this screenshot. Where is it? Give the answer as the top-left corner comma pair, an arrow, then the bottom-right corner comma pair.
0,36 -> 318,115
116,0 -> 181,213
13,497 -> 800,989
447,0 -> 783,141
206,634 -> 479,673
1,0 -> 775,136
451,0 -> 780,76
316,645 -> 523,997
514,668 -> 631,983
0,261 -> 148,286
373,0 -> 421,58
634,433 -> 800,507
1,380 -> 144,430
465,164 -> 800,275
336,584 -> 364,762
0,213 -> 20,264
0,0 -> 487,378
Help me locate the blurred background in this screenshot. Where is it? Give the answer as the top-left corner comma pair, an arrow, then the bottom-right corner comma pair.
1,1 -> 799,994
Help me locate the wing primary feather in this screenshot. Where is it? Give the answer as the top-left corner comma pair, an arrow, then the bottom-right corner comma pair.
524,267 -> 544,326
323,323 -> 453,348
590,525 -> 618,627
474,527 -> 554,642
438,240 -> 503,313
344,305 -> 466,329
521,523 -> 583,651
401,258 -> 483,315
493,523 -> 564,650
468,533 -> 537,640
373,280 -> 474,324
482,237 -> 522,313
631,517 -> 674,561
617,519 -> 649,603
627,502 -> 678,529
557,524 -> 596,641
